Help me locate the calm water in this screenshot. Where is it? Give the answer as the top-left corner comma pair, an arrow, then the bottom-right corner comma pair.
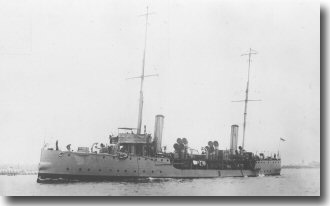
0,168 -> 320,196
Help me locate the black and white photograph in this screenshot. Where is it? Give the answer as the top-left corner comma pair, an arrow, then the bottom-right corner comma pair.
0,0 -> 320,197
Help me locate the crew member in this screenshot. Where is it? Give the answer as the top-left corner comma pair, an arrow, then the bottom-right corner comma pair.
66,144 -> 71,151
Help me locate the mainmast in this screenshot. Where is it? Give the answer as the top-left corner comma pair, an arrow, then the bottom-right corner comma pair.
127,7 -> 157,135
242,48 -> 256,149
233,48 -> 260,150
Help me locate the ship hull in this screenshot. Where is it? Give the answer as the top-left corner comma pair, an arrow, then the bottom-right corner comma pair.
37,150 -> 281,182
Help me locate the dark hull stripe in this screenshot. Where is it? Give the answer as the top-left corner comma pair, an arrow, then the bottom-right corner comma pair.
37,172 -> 280,183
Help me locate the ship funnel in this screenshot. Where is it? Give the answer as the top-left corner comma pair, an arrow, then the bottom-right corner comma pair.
230,125 -> 239,155
154,114 -> 165,153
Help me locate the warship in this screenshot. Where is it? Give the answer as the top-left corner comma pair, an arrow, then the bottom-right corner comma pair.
37,8 -> 281,182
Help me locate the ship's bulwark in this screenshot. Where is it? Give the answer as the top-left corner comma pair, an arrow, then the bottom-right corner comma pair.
37,149 -> 281,181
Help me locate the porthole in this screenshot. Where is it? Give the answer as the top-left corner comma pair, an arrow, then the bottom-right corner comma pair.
79,168 -> 82,171
130,157 -> 132,160
117,170 -> 120,172
103,156 -> 105,159
143,170 -> 145,173
167,159 -> 169,162
134,170 -> 136,173
109,169 -> 112,172
66,168 -> 69,171
99,169 -> 101,172
124,170 -> 127,172
88,168 -> 90,171
68,154 -> 71,157
160,171 -> 162,173
113,156 -> 115,159
145,158 -> 147,160
138,158 -> 140,160
161,159 -> 163,162
152,170 -> 154,173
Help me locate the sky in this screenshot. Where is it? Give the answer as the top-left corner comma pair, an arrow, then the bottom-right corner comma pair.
0,0 -> 319,165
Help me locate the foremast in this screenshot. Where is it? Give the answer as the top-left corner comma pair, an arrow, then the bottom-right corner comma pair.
136,6 -> 149,135
127,7 -> 157,134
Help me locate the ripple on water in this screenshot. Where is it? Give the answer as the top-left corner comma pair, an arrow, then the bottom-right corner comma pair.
0,168 -> 320,196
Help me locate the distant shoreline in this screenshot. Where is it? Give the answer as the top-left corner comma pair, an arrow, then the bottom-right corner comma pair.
281,165 -> 320,169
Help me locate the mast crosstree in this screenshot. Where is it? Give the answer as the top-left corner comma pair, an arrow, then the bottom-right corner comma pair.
127,7 -> 158,135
